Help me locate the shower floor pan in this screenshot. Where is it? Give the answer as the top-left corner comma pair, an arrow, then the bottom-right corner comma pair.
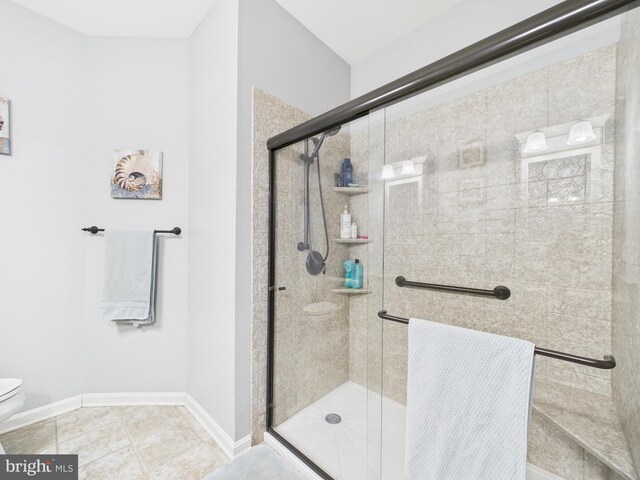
276,382 -> 405,480
274,381 -> 564,480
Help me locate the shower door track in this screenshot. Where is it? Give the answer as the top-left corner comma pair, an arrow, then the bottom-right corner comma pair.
266,0 -> 638,152
266,1 -> 640,479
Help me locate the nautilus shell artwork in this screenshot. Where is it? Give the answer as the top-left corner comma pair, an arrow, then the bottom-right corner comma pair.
0,97 -> 10,156
111,149 -> 163,199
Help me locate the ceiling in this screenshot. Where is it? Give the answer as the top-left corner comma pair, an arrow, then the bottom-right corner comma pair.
273,0 -> 465,64
9,0 -> 465,64
9,0 -> 218,38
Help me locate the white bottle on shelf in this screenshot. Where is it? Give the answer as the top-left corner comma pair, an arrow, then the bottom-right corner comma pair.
351,223 -> 358,239
340,206 -> 351,239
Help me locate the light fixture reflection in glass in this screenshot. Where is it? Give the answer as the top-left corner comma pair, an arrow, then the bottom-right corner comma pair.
523,131 -> 548,154
401,160 -> 416,175
381,165 -> 395,179
567,121 -> 596,145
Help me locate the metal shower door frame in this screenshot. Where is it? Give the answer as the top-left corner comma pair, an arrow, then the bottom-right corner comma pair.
265,1 -> 640,478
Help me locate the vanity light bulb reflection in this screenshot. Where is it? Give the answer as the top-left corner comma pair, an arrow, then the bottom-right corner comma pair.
567,121 -> 596,145
523,131 -> 548,154
401,160 -> 416,175
381,165 -> 395,179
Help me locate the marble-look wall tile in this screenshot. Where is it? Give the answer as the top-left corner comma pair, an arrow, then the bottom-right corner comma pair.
251,88 -> 352,442
349,45 -> 624,480
348,47 -> 618,436
612,7 -> 640,477
251,89 -> 311,444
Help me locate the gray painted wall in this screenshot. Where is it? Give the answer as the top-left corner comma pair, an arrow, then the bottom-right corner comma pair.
188,0 -> 240,440
0,0 -> 190,412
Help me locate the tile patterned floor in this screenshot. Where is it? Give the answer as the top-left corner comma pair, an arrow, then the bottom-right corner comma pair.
0,406 -> 230,479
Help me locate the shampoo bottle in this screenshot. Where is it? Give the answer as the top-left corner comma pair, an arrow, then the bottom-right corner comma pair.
353,259 -> 363,289
340,206 -> 351,239
341,158 -> 353,186
343,260 -> 355,288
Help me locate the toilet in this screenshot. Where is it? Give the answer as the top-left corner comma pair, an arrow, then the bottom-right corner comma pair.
0,378 -> 25,454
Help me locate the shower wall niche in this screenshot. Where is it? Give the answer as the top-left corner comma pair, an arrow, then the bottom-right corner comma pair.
256,6 -> 640,480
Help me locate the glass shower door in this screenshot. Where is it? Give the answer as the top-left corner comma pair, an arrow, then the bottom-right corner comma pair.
269,116 -> 386,480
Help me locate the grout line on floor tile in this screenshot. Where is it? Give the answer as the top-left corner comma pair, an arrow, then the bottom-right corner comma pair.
121,420 -> 150,479
143,418 -> 204,476
57,420 -> 124,445
6,406 -> 228,479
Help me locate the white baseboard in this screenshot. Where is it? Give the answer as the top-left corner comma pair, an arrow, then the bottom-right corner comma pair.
0,395 -> 82,434
1,391 -> 251,460
82,392 -> 186,407
184,393 -> 251,459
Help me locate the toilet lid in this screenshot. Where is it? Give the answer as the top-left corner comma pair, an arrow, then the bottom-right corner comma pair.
0,378 -> 22,400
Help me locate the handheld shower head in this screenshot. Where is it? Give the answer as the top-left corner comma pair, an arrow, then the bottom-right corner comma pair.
310,126 -> 342,159
299,125 -> 341,277
306,250 -> 325,276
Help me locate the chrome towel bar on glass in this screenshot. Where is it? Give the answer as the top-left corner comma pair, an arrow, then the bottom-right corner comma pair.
82,226 -> 182,235
395,276 -> 511,300
377,310 -> 616,370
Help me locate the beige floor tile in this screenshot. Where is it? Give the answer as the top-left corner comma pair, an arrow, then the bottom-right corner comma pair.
177,408 -> 211,441
118,406 -> 185,444
59,422 -> 130,467
132,418 -> 202,472
0,420 -> 56,454
148,440 -> 229,480
57,407 -> 121,442
79,446 -> 145,480
0,406 -> 230,479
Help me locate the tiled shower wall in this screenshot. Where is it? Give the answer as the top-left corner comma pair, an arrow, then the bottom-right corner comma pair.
613,7 -> 640,473
348,45 -> 618,404
251,88 -> 351,444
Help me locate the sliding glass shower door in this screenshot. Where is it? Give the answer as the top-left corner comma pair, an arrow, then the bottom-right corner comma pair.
267,4 -> 640,479
268,115 -> 386,480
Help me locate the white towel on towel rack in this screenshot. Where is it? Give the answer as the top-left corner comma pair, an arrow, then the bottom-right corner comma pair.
405,318 -> 535,480
100,229 -> 157,326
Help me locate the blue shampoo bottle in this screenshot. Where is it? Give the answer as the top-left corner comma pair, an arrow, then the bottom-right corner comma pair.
353,259 -> 363,289
341,158 -> 353,186
343,260 -> 355,288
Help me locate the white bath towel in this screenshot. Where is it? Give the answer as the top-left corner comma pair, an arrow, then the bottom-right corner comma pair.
406,318 -> 535,480
100,229 -> 157,326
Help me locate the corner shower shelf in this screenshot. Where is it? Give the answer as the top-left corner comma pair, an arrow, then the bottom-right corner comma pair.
331,288 -> 371,295
332,186 -> 369,195
332,238 -> 370,245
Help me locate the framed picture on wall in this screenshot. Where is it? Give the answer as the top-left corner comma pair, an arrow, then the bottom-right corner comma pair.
0,97 -> 11,156
111,149 -> 163,199
457,140 -> 485,169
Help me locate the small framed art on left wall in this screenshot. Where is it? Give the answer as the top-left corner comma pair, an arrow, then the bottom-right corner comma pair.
0,97 -> 10,156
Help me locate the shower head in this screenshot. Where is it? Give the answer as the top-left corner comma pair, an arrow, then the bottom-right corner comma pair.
310,126 -> 342,158
299,126 -> 340,277
306,250 -> 325,276
326,126 -> 341,137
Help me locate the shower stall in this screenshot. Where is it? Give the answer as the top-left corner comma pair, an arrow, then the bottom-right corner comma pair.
263,1 -> 640,479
